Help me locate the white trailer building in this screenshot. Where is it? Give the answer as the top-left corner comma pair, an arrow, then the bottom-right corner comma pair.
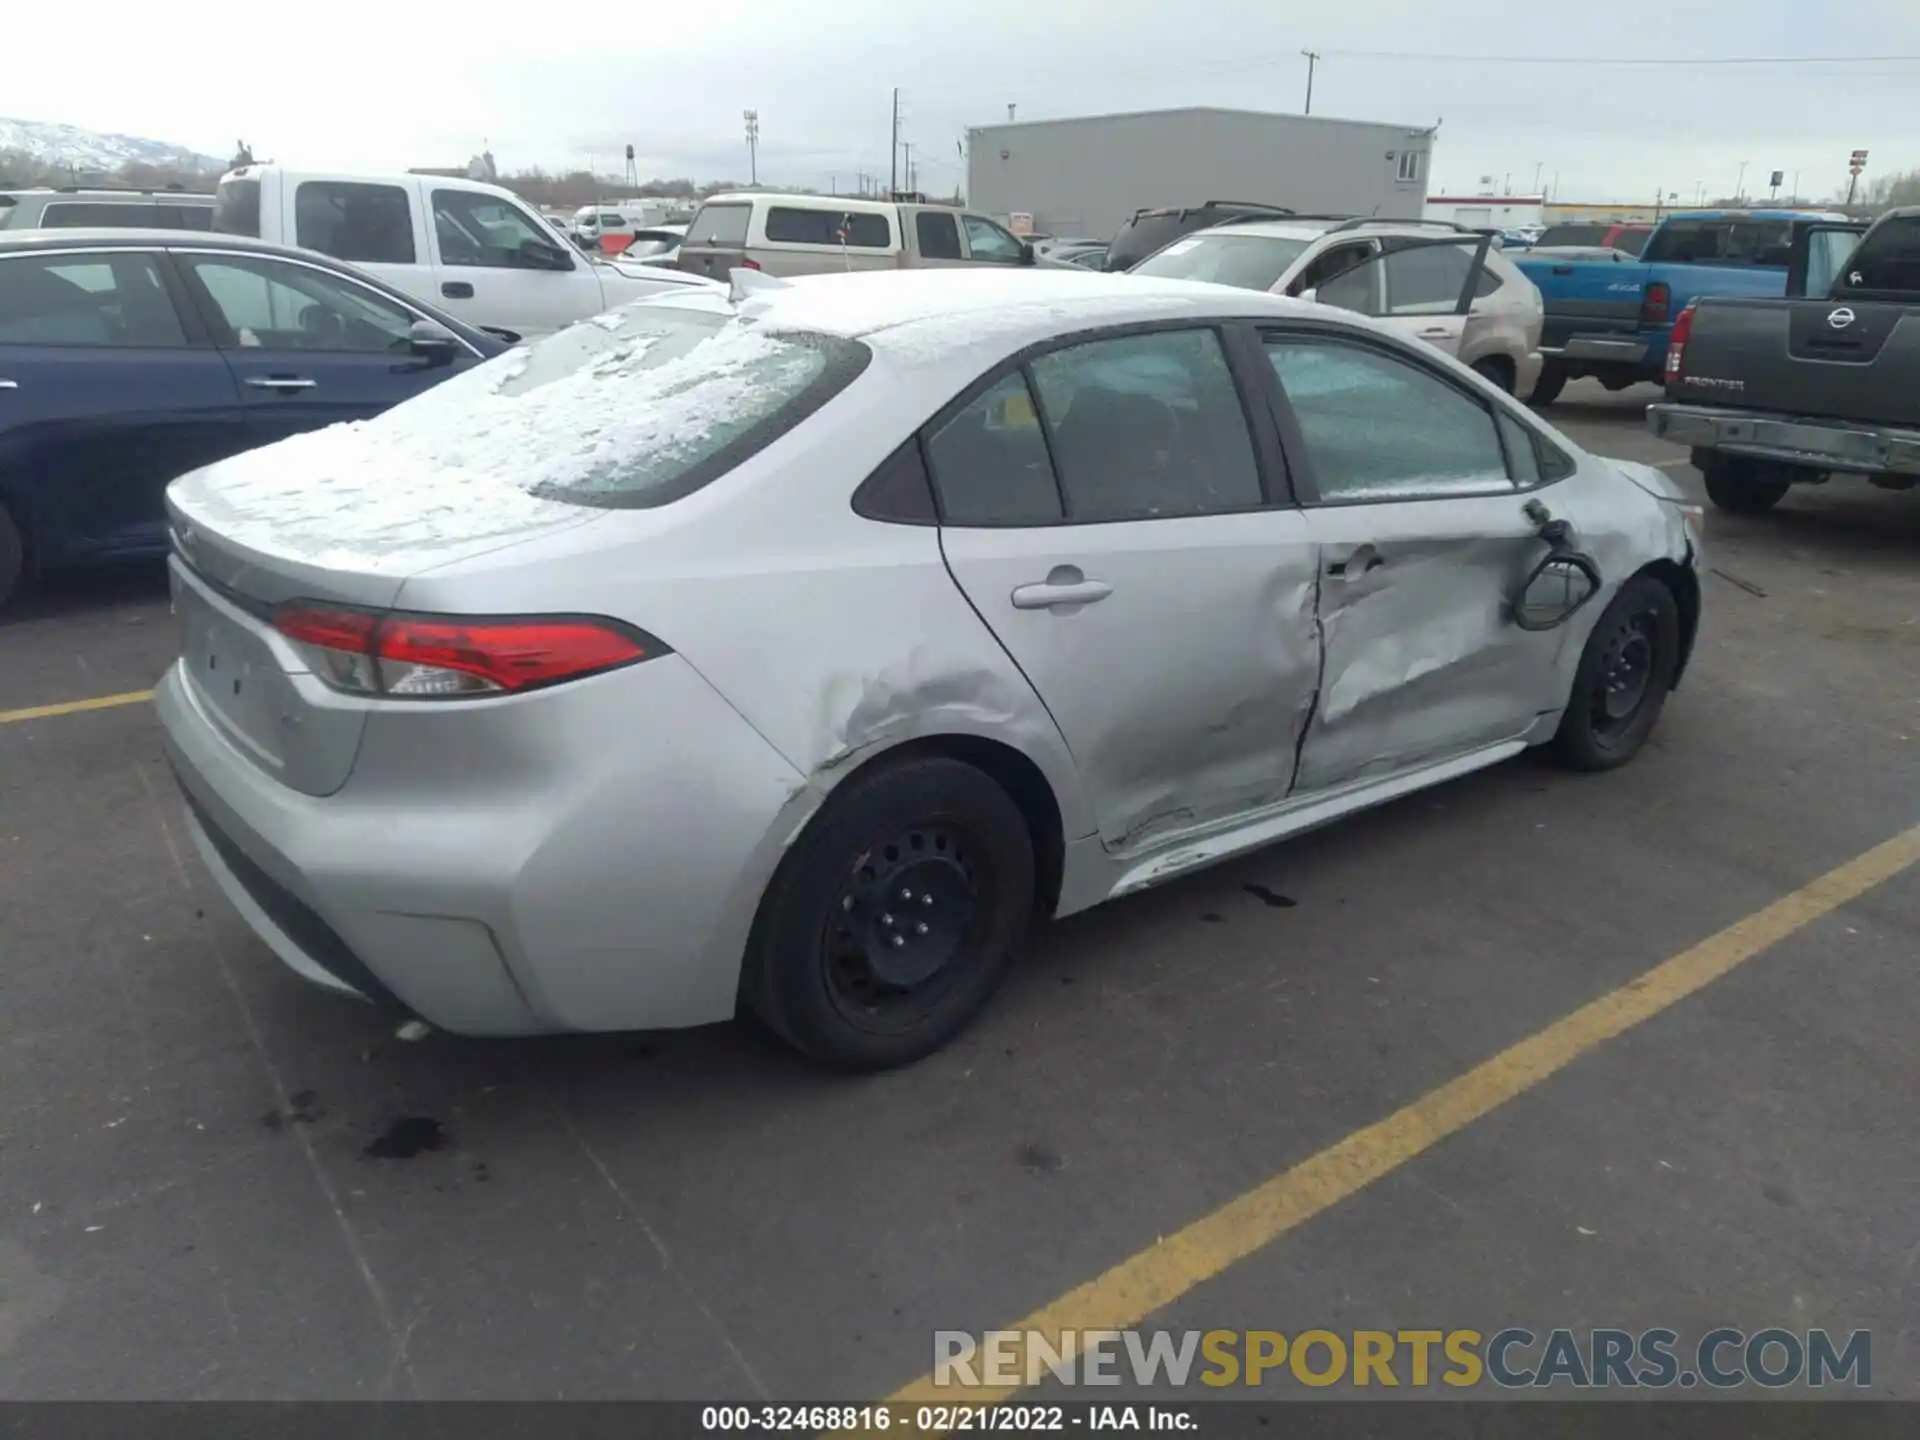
964,105 -> 1436,241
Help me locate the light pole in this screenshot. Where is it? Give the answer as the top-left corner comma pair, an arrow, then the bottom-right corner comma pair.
1736,159 -> 1749,202
743,110 -> 760,186
1301,50 -> 1320,115
1533,161 -> 1544,195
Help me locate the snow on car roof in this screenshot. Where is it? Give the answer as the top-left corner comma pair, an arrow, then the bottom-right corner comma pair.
673,268 -> 1305,351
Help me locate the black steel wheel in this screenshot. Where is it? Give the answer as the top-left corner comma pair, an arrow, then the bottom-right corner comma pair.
1547,574 -> 1682,772
742,756 -> 1035,1069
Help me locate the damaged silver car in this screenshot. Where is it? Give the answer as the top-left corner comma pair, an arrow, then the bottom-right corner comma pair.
156,268 -> 1705,1069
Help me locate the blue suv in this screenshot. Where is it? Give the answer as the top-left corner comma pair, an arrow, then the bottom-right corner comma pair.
0,229 -> 506,607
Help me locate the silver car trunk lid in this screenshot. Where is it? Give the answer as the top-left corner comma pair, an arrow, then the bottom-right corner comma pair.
163,384 -> 603,796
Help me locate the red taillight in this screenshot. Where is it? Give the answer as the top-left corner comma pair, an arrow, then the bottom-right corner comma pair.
738,257 -> 762,271
1640,280 -> 1671,326
1665,301 -> 1698,382
273,605 -> 658,699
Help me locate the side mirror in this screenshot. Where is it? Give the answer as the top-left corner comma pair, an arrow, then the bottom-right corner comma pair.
407,320 -> 461,366
1296,286 -> 1319,304
520,239 -> 573,271
1019,240 -> 1035,266
1514,553 -> 1602,631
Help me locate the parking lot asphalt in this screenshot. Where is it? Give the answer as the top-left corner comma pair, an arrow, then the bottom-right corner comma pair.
2,379 -> 1916,1401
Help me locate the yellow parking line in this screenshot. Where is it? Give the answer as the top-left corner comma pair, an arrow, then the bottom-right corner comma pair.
891,823 -> 1920,1406
0,689 -> 154,726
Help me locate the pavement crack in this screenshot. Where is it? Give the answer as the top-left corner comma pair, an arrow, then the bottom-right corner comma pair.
136,759 -> 420,1399
553,1101 -> 771,1400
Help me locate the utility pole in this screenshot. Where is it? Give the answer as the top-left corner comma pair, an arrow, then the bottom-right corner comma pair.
1533,160 -> 1544,195
1300,50 -> 1320,115
890,88 -> 900,195
901,141 -> 913,196
1736,159 -> 1749,203
743,110 -> 759,186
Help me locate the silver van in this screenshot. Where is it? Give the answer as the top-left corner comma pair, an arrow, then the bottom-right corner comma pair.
676,193 -> 1046,279
0,187 -> 216,232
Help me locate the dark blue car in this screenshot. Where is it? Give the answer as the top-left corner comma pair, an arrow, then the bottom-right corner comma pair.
0,229 -> 506,607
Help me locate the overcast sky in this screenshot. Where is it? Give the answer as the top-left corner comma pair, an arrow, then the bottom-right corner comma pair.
10,0 -> 1918,203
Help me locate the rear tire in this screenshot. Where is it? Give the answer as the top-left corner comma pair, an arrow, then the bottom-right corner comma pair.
741,756 -> 1035,1070
0,505 -> 24,613
1470,356 -> 1516,394
1547,574 -> 1681,772
1701,454 -> 1793,514
1526,360 -> 1567,407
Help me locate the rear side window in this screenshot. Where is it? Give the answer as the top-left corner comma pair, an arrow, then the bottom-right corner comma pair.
0,252 -> 186,347
40,201 -> 157,228
157,203 -> 214,231
687,202 -> 750,247
1837,215 -> 1920,294
1611,227 -> 1651,256
1642,220 -> 1792,267
764,207 -> 892,247
926,372 -> 1062,525
214,176 -> 262,237
1536,224 -> 1606,247
410,308 -> 871,508
294,180 -> 417,264
916,211 -> 962,260
1029,329 -> 1263,522
1132,233 -> 1312,290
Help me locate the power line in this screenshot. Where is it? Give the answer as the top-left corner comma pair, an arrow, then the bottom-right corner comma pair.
1324,48 -> 1920,67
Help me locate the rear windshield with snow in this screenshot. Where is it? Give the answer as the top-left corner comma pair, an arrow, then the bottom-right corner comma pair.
460,306 -> 869,508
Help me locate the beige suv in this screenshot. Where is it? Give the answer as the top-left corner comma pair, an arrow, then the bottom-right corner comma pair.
676,193 -> 1054,280
1130,217 -> 1545,396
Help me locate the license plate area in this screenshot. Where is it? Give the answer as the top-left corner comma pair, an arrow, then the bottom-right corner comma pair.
171,560 -> 297,774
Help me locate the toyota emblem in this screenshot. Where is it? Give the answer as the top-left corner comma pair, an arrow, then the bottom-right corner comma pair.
1828,307 -> 1856,330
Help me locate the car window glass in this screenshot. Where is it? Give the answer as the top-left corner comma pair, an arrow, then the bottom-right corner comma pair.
1265,336 -> 1513,502
0,253 -> 185,346
1496,411 -> 1543,486
925,372 -> 1062,525
1642,219 -> 1792,267
916,211 -> 963,260
763,207 -> 892,247
687,202 -> 750,247
294,181 -> 416,264
1836,216 -> 1919,293
433,189 -> 568,270
1380,243 -> 1474,313
1474,266 -> 1504,298
1130,233 -> 1312,290
187,255 -> 416,352
1028,329 -> 1262,522
40,201 -> 157,228
962,215 -> 1024,263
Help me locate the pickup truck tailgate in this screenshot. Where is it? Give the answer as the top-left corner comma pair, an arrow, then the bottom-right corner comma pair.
1520,257 -> 1646,349
1673,298 -> 1920,426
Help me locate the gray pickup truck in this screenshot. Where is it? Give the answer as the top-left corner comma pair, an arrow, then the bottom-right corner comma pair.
1647,208 -> 1919,513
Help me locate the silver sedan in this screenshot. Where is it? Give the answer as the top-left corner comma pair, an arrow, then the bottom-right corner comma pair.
157,269 -> 1705,1068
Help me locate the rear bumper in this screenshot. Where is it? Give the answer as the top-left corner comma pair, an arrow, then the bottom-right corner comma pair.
156,652 -> 815,1037
1647,403 -> 1920,476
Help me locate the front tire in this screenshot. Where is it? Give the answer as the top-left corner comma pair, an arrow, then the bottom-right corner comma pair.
742,756 -> 1035,1070
1526,360 -> 1567,407
1548,574 -> 1682,772
1701,455 -> 1794,514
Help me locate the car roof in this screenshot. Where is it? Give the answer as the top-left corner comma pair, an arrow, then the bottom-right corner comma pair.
654,268 -> 1320,353
0,227 -> 311,259
698,192 -> 911,216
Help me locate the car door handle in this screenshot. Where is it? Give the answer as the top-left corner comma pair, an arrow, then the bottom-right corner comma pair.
244,376 -> 317,392
1551,265 -> 1575,276
1326,545 -> 1385,579
441,281 -> 474,299
1011,574 -> 1113,610
1418,326 -> 1452,337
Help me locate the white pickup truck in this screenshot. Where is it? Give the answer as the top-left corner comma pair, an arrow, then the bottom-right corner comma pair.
213,165 -> 715,339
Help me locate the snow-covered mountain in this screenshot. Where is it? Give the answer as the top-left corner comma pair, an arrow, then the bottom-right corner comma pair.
0,117 -> 224,177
